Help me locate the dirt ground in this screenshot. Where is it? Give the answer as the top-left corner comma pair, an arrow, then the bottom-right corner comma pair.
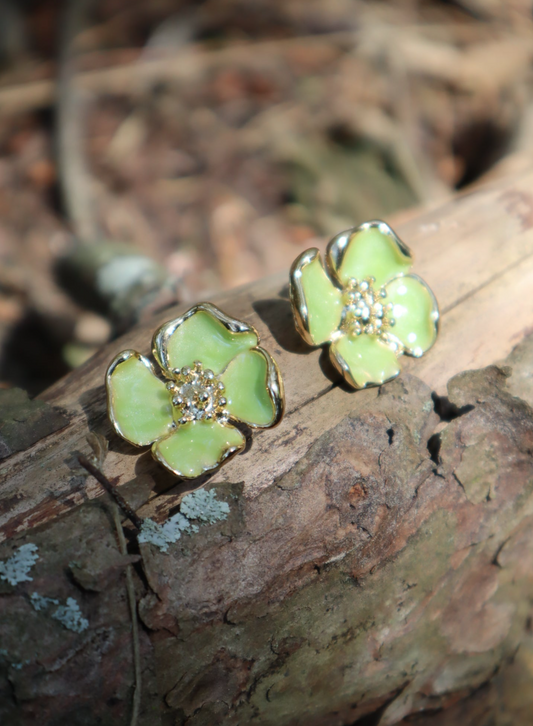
0,0 -> 532,394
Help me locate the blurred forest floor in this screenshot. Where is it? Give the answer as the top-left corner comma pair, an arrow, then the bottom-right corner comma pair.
0,0 -> 533,394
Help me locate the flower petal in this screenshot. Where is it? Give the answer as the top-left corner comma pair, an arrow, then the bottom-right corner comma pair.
290,248 -> 343,346
330,334 -> 401,389
153,303 -> 258,376
385,274 -> 439,357
152,419 -> 245,479
106,351 -> 174,446
327,221 -> 412,288
220,348 -> 283,428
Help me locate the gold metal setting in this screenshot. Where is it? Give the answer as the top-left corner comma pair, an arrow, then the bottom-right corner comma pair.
166,361 -> 228,425
257,345 -> 285,429
289,220 -> 440,390
106,302 -> 285,479
151,303 -> 284,429
289,248 -> 322,347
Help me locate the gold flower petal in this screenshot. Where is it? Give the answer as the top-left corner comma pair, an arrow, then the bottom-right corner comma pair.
327,220 -> 412,289
290,248 -> 343,346
152,303 -> 259,377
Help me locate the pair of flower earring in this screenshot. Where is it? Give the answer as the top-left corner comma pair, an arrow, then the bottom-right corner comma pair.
106,221 -> 439,479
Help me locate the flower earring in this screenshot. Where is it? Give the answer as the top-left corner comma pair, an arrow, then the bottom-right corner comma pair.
106,303 -> 284,478
290,220 -> 439,389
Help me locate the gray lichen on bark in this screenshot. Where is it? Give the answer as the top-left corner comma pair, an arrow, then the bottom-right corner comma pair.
135,350 -> 533,725
2,338 -> 533,725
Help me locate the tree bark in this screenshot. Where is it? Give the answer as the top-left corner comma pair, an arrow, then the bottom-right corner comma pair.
2,169 -> 533,725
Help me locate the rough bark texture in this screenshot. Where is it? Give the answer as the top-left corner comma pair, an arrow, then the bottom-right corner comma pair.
0,389 -> 70,460
141,362 -> 533,726
2,170 -> 533,725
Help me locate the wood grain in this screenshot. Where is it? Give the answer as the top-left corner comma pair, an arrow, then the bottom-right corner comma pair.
3,170 -> 533,726
2,169 -> 533,539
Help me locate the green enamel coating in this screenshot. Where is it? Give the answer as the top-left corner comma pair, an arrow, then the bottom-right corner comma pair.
386,275 -> 438,356
336,227 -> 412,288
108,355 -> 173,446
153,419 -> 245,478
221,349 -> 276,426
165,311 -> 258,375
298,255 -> 342,345
332,334 -> 400,388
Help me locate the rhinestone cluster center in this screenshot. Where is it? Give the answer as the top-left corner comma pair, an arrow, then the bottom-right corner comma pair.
340,277 -> 396,338
166,361 -> 228,425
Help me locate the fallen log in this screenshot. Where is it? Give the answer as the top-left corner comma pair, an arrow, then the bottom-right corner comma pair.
2,168 -> 533,725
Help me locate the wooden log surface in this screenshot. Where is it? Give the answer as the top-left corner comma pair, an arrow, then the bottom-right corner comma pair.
2,168 -> 533,725
3,167 -> 533,535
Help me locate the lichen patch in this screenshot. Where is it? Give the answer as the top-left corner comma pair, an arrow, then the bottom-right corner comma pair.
138,512 -> 197,553
52,597 -> 89,633
138,488 -> 230,552
180,488 -> 230,523
0,543 -> 39,586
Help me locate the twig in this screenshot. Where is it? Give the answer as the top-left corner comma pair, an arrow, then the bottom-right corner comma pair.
78,453 -> 143,725
0,31 -> 356,115
111,503 -> 142,726
0,25 -> 531,117
57,0 -> 100,243
77,454 -> 143,530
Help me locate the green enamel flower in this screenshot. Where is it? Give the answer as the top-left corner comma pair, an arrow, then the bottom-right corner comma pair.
106,303 -> 284,479
290,220 -> 439,389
